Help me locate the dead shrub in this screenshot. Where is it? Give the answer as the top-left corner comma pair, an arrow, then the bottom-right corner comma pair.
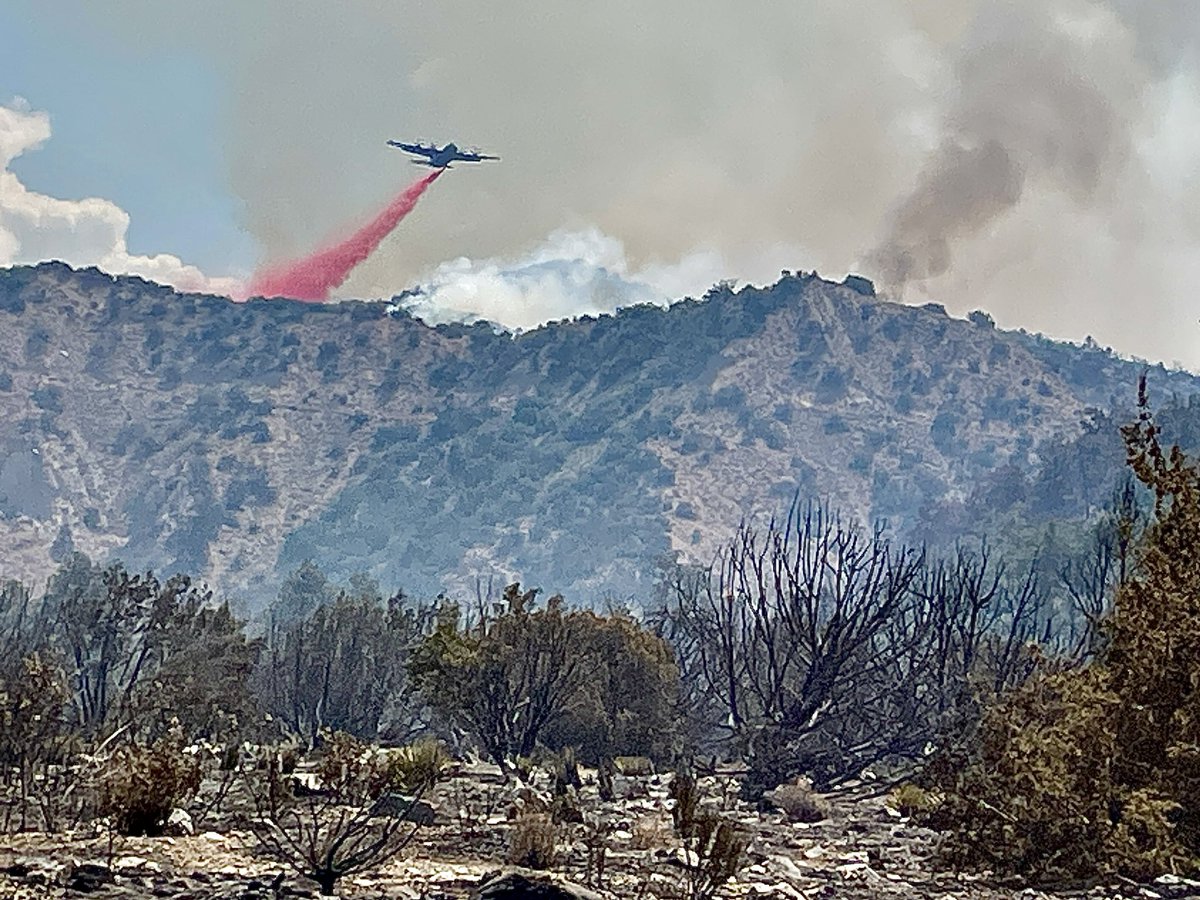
678,812 -> 748,900
246,737 -> 431,895
550,791 -> 583,824
582,815 -> 612,889
507,811 -> 559,869
96,731 -> 201,836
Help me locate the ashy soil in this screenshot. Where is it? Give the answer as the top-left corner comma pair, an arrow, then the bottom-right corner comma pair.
2,766 -> 1197,899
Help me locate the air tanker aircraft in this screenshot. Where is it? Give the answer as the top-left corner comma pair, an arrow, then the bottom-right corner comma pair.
387,140 -> 499,169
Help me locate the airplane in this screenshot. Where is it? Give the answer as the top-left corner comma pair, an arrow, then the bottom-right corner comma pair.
386,140 -> 499,169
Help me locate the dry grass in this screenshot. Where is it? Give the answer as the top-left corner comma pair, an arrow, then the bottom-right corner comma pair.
506,812 -> 559,870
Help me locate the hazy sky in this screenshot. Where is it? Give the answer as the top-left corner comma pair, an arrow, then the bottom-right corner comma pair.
1,0 -> 1198,367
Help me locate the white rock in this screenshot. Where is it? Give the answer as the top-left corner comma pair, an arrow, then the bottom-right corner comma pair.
755,884 -> 802,899
113,855 -> 159,872
165,807 -> 194,836
836,861 -> 880,880
770,855 -> 808,880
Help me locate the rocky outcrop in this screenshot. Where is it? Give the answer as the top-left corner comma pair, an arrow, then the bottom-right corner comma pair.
472,868 -> 605,900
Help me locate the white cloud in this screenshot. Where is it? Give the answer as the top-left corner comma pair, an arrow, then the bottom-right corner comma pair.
0,99 -> 238,296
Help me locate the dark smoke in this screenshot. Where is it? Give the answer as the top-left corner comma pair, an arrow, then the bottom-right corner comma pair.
870,2 -> 1137,294
73,1 -> 1200,366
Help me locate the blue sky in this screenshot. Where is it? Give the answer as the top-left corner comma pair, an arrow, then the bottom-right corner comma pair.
1,3 -> 254,274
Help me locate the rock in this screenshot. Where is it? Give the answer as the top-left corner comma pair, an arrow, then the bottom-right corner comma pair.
65,862 -> 114,893
613,756 -> 654,776
375,792 -> 437,824
668,847 -> 701,869
290,772 -> 328,797
458,758 -> 507,784
472,868 -> 606,900
1,857 -> 61,888
165,807 -> 194,836
113,855 -> 161,873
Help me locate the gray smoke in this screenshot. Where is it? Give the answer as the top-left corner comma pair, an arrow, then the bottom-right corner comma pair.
72,0 -> 1200,366
870,1 -> 1138,289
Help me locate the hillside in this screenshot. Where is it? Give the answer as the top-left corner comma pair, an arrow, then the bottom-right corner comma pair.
0,262 -> 1195,606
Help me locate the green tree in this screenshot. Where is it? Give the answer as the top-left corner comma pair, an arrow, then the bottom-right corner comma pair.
125,596 -> 260,742
410,584 -> 678,765
40,556 -> 254,739
929,380 -> 1200,881
543,611 -> 680,763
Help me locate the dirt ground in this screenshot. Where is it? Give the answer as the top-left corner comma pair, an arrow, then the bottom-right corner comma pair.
2,767 -> 1197,899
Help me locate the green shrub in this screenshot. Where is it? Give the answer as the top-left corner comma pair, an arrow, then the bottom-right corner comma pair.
677,812 -> 747,900
669,770 -> 700,837
384,737 -> 451,793
926,385 -> 1200,882
888,783 -> 938,819
662,768 -> 748,898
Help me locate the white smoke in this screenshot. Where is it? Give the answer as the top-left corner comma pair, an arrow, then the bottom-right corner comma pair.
9,0 -> 1200,369
79,0 -> 1199,368
399,230 -> 658,329
0,98 -> 238,295
395,228 -> 798,331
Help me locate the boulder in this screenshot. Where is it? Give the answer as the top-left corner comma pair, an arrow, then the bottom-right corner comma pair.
165,807 -> 194,836
375,792 -> 437,824
472,868 -> 605,900
290,772 -> 328,797
612,756 -> 654,777
64,862 -> 113,893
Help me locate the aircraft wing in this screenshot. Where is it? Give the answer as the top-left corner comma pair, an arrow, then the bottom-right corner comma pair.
453,150 -> 500,162
387,140 -> 436,158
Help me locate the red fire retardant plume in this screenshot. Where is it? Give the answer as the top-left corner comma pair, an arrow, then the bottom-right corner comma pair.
245,170 -> 443,302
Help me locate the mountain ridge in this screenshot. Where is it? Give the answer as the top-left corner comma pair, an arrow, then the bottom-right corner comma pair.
0,262 -> 1195,606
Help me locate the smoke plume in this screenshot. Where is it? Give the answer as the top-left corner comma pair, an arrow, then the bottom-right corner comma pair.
243,170 -> 441,302
25,2 -> 1200,366
869,1 -> 1139,290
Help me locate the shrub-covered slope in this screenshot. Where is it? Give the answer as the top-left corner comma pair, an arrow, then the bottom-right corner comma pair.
0,262 -> 1194,605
